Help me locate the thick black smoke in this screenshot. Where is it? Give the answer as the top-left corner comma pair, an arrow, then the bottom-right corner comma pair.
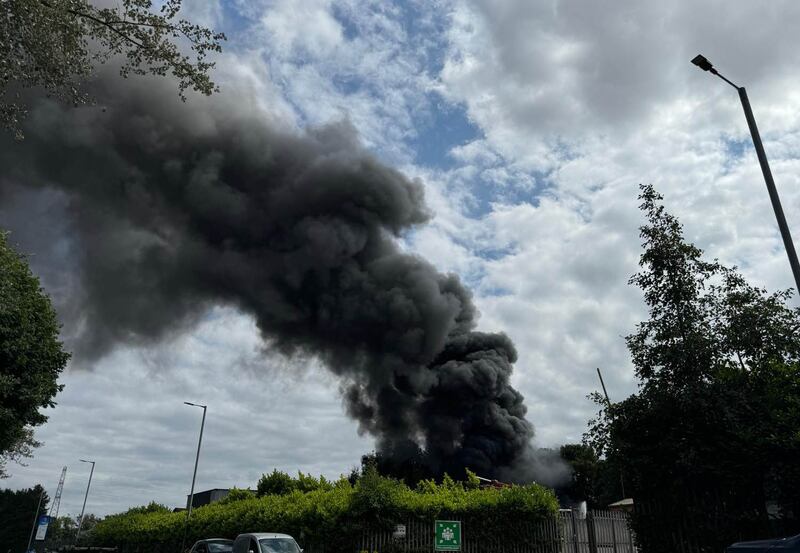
0,76 -> 539,479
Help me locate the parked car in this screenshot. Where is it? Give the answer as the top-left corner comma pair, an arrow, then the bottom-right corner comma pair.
189,538 -> 234,553
232,533 -> 302,553
727,534 -> 800,552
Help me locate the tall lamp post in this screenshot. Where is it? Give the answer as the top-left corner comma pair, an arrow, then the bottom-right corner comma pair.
181,401 -> 207,552
75,459 -> 95,545
183,401 -> 207,518
691,54 -> 800,294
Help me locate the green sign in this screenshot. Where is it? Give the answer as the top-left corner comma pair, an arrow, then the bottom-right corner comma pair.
434,520 -> 462,551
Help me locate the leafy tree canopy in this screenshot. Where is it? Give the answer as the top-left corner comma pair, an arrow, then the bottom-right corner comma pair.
586,184 -> 800,550
256,469 -> 297,497
218,487 -> 255,504
0,232 -> 70,477
1,0 -> 225,138
0,485 -> 49,552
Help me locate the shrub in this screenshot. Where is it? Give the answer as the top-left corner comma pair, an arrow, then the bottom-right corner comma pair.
91,473 -> 558,552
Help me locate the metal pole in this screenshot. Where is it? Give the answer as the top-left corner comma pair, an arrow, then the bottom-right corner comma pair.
596,368 -> 611,407
737,86 -> 800,294
597,368 -> 626,498
26,488 -> 45,553
182,402 -> 207,553
187,405 -> 206,518
75,460 -> 95,544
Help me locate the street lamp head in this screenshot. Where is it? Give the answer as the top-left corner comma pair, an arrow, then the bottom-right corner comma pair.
691,54 -> 715,72
79,459 -> 94,464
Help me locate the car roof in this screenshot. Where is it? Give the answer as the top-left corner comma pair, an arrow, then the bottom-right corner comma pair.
195,538 -> 234,544
240,533 -> 294,539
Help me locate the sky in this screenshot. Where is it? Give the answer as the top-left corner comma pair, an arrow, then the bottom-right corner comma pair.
4,0 -> 800,517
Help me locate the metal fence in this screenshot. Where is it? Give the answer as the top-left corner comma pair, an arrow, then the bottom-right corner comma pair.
560,510 -> 637,553
354,510 -> 637,553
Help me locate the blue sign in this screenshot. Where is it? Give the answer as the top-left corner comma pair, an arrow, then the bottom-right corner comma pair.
35,514 -> 51,540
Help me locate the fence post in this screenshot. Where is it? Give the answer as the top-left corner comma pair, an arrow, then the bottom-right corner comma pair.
570,510 -> 580,553
586,512 -> 598,553
610,516 -> 618,553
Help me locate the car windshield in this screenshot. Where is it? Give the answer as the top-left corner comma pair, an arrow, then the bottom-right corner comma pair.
258,538 -> 300,553
208,544 -> 232,553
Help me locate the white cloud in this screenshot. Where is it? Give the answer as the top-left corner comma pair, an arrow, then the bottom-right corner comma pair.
7,0 -> 800,512
4,308 -> 370,516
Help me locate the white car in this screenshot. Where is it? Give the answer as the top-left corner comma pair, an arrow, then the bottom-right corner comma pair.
231,533 -> 303,553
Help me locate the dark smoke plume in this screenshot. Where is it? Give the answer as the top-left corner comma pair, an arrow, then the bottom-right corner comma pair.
0,75 -> 541,479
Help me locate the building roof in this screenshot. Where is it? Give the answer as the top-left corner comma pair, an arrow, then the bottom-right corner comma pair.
608,498 -> 634,507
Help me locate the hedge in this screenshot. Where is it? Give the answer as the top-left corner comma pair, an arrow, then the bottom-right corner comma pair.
90,473 -> 558,552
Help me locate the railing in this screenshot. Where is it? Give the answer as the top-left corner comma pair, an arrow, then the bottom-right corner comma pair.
354,510 -> 636,553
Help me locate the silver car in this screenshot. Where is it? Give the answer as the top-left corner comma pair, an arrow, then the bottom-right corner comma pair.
231,533 -> 302,553
189,538 -> 234,553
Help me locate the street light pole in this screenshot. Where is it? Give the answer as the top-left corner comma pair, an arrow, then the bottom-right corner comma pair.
75,459 -> 95,545
691,54 -> 800,294
184,402 -> 207,518
181,402 -> 207,553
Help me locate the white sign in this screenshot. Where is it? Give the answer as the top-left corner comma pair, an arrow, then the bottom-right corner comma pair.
393,524 -> 406,539
35,515 -> 50,541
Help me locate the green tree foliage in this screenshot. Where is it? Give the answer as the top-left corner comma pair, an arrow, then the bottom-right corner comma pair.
0,485 -> 49,552
464,468 -> 481,491
46,515 -> 79,549
358,450 -> 437,488
256,469 -> 296,497
295,471 -> 333,493
91,472 -> 558,552
217,487 -> 255,504
555,443 -> 622,509
120,501 -> 170,516
0,233 -> 70,477
558,444 -> 598,504
0,0 -> 226,138
75,513 -> 101,544
586,185 -> 800,551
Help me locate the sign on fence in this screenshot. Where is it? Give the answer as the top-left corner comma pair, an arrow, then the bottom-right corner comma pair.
434,520 -> 462,551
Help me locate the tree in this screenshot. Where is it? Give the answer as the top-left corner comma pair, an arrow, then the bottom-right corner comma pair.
46,515 -> 79,549
256,469 -> 296,497
119,501 -> 169,516
558,444 -> 598,505
0,232 -> 70,477
586,185 -> 800,552
556,443 -> 621,509
0,485 -> 49,553
217,487 -> 255,504
74,513 -> 101,544
1,0 -> 225,138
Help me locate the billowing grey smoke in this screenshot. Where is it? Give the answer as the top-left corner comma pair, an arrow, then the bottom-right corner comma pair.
0,76 -> 538,479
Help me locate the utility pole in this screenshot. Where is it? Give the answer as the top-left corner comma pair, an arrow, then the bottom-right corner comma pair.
691,54 -> 800,294
75,459 -> 95,545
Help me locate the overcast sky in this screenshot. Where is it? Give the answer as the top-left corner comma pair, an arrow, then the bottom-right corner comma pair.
4,0 -> 800,516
